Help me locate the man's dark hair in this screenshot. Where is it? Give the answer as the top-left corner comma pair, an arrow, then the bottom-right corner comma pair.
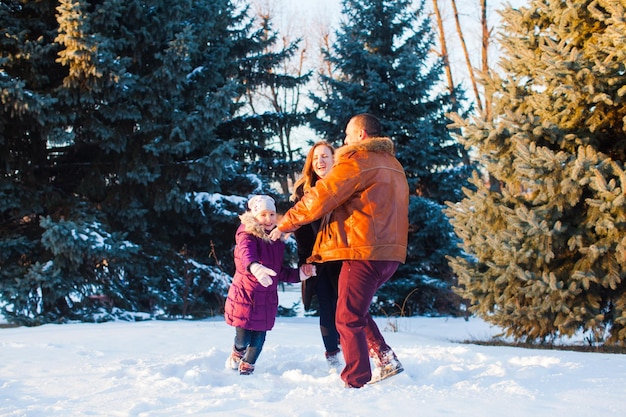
352,113 -> 382,137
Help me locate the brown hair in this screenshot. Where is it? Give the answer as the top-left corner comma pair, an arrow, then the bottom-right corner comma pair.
290,141 -> 335,202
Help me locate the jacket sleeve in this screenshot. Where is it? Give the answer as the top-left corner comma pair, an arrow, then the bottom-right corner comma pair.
293,224 -> 316,266
278,157 -> 362,232
277,265 -> 301,284
235,228 -> 259,272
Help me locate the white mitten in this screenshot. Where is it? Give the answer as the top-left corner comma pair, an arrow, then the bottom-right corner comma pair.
299,264 -> 317,281
249,263 -> 277,287
268,228 -> 283,241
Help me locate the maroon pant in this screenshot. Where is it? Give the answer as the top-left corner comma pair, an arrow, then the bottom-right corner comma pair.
336,260 -> 400,387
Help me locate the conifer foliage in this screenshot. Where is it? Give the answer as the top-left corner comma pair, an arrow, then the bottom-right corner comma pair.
447,0 -> 626,343
311,0 -> 471,316
219,11 -> 311,200
0,0 -> 299,324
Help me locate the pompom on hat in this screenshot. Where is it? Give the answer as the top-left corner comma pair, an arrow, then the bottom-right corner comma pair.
248,195 -> 276,217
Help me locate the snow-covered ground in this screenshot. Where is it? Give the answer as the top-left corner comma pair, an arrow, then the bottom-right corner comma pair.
1,286 -> 625,416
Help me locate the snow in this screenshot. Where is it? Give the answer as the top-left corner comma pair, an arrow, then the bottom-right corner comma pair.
1,288 -> 625,417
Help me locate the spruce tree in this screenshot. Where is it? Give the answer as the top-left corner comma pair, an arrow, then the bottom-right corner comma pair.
1,0 -> 75,322
0,0 -> 297,324
311,0 -> 471,316
447,0 -> 626,343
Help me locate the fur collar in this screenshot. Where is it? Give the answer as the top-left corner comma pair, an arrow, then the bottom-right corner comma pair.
239,211 -> 272,241
335,136 -> 395,159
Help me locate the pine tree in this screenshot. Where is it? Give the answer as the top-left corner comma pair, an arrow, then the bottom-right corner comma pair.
446,0 -> 626,343
0,0 -> 300,323
311,0 -> 471,316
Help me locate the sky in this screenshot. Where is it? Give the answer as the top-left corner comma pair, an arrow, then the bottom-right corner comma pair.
1,288 -> 626,417
260,0 -> 530,89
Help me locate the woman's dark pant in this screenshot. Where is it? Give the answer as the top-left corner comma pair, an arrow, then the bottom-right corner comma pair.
234,327 -> 267,364
336,260 -> 399,388
316,262 -> 341,353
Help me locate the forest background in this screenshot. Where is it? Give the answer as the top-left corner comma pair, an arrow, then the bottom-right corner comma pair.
2,0 -> 626,347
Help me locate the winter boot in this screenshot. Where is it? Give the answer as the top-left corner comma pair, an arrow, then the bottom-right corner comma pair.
226,346 -> 245,370
238,360 -> 255,375
369,349 -> 403,384
325,349 -> 343,372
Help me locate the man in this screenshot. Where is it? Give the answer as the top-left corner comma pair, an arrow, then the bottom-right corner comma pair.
269,113 -> 409,388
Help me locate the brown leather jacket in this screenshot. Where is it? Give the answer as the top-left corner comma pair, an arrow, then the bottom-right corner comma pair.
277,137 -> 409,264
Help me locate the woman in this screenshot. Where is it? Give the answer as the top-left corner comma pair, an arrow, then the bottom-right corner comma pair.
291,141 -> 343,371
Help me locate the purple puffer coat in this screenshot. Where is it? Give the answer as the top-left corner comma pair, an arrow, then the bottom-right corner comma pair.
224,212 -> 300,331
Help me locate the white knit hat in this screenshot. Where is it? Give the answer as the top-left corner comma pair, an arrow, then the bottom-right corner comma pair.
248,195 -> 276,217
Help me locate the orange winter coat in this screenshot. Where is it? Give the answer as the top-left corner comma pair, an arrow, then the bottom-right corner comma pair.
277,137 -> 409,264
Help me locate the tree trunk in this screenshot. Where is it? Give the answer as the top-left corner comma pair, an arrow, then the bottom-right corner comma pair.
450,0 -> 483,113
481,0 -> 492,120
432,0 -> 456,104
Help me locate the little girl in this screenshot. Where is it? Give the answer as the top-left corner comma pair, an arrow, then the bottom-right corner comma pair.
224,195 -> 315,375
